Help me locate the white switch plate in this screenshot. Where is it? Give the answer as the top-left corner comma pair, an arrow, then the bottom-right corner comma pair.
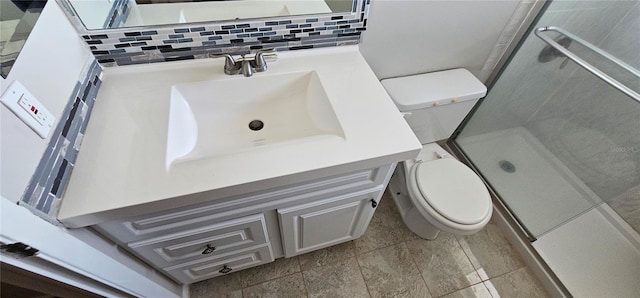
1,80 -> 55,139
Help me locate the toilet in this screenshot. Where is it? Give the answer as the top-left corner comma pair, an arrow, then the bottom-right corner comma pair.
381,68 -> 492,240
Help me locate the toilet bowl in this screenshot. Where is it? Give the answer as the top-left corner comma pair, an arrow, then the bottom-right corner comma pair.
388,143 -> 492,239
381,69 -> 492,239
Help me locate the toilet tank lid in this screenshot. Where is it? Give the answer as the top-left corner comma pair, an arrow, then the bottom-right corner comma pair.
381,69 -> 487,111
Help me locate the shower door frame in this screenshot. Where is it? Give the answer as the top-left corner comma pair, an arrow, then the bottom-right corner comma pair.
444,1 -> 571,296
447,0 -> 553,242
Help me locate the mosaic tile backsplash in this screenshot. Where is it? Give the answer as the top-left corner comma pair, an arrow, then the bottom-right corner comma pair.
19,60 -> 102,224
83,0 -> 369,66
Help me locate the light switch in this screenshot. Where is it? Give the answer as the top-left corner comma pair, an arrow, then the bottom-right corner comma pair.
1,80 -> 55,139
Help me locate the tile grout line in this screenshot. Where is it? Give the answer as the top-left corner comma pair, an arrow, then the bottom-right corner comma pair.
241,271 -> 306,295
239,267 -> 301,289
297,241 -> 372,297
296,256 -> 311,298
298,241 -> 356,272
483,266 -> 529,283
453,235 -> 494,286
403,238 -> 437,298
354,237 -> 409,256
419,234 -> 489,298
455,235 -> 488,280
434,281 -> 491,298
453,233 -> 525,298
353,244 -> 373,298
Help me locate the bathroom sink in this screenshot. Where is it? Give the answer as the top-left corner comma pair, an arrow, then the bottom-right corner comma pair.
166,71 -> 344,169
59,46 -> 422,227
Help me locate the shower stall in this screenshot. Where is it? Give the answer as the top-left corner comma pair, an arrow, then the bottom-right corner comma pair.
450,0 -> 640,296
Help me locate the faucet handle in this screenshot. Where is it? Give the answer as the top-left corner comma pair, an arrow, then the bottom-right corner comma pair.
209,53 -> 241,74
255,48 -> 274,56
252,49 -> 277,72
209,53 -> 236,65
256,49 -> 277,61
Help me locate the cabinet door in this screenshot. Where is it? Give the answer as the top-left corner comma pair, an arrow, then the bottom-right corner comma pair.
278,188 -> 382,257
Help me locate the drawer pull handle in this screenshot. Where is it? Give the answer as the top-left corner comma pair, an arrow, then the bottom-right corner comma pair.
219,265 -> 232,274
370,199 -> 377,208
202,244 -> 216,254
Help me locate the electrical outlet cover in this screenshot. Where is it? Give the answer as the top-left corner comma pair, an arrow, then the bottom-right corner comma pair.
1,80 -> 55,139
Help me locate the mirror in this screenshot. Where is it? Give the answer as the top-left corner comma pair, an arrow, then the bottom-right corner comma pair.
0,0 -> 47,78
63,0 -> 355,30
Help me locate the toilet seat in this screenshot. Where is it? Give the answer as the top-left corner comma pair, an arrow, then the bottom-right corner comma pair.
408,158 -> 491,226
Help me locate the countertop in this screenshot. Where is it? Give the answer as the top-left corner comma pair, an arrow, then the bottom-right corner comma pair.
58,46 -> 421,227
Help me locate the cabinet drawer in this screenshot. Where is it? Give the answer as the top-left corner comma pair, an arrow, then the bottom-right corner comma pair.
278,188 -> 382,257
164,243 -> 274,284
128,214 -> 268,268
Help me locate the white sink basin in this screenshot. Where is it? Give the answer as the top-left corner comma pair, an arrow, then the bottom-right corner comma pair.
166,71 -> 344,169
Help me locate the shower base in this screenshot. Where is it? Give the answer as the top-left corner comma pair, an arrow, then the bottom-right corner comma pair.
456,126 -> 640,297
457,127 -> 602,237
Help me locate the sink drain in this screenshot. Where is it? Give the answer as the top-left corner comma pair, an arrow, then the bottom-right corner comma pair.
499,160 -> 516,173
248,120 -> 264,131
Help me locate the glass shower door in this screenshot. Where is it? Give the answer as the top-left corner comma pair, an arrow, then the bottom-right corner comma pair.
453,0 -> 640,239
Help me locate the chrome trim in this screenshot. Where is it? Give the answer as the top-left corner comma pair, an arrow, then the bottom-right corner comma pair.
534,26 -> 640,103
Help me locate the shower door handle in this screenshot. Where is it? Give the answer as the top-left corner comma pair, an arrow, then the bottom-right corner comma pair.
534,26 -> 640,103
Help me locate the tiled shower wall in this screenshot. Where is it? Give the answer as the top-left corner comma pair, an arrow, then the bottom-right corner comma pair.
19,60 -> 102,223
82,0 -> 370,66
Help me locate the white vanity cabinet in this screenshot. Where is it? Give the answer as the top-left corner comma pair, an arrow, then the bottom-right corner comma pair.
95,163 -> 395,284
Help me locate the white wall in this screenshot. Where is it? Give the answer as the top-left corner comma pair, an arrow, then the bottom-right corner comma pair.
0,2 -> 183,296
359,0 -> 533,81
1,1 -> 91,204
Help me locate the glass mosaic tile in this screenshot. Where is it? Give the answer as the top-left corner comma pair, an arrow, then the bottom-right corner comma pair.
82,0 -> 369,66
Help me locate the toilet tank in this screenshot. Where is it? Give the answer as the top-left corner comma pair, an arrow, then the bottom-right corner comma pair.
381,69 -> 487,143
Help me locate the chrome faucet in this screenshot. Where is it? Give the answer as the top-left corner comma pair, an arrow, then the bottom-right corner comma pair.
210,49 -> 277,77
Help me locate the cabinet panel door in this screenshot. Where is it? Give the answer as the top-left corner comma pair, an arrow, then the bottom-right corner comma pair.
278,188 -> 382,257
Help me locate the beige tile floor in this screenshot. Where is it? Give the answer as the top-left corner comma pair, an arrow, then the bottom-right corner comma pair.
190,190 -> 549,298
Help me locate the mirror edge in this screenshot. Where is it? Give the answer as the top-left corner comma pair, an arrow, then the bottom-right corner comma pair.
55,0 -> 88,34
